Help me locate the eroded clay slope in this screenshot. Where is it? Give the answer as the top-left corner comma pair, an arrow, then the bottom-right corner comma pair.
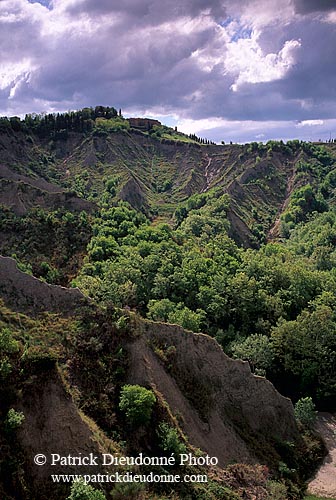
17,368 -> 105,498
0,262 -> 299,471
0,162 -> 96,216
127,320 -> 299,467
0,256 -> 88,314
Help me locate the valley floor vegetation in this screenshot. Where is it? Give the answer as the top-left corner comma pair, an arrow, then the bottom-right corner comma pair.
73,192 -> 336,411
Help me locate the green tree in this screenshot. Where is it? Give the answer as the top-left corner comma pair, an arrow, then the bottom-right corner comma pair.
147,298 -> 176,322
119,385 -> 156,426
294,397 -> 316,428
110,482 -> 144,499
271,305 -> 336,404
0,328 -> 19,380
231,334 -> 274,374
67,478 -> 106,500
157,422 -> 187,455
4,409 -> 25,432
168,305 -> 205,332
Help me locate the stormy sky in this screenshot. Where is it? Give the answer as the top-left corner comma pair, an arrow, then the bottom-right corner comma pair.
1,0 -> 336,142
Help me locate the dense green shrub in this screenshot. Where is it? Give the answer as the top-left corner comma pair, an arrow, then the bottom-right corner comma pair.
231,334 -> 274,374
119,385 -> 156,426
110,482 -> 145,499
157,422 -> 187,455
4,409 -> 25,432
0,328 -> 19,380
294,397 -> 317,428
67,478 -> 106,500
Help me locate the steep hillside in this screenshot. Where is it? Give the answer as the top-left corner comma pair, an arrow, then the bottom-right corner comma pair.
1,108 -> 335,499
127,321 -> 298,467
0,256 -> 87,314
1,111 -> 335,250
0,257 -> 316,500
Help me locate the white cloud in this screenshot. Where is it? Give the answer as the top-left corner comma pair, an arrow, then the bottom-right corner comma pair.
325,11 -> 336,23
236,0 -> 295,28
177,117 -> 228,134
226,30 -> 301,91
177,117 -> 336,143
296,119 -> 324,127
191,24 -> 228,73
0,60 -> 34,91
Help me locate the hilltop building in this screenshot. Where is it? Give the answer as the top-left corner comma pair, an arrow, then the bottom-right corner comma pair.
127,117 -> 161,131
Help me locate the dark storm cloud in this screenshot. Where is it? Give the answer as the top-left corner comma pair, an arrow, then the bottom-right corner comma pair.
181,74 -> 336,123
0,0 -> 212,110
0,8 -> 44,62
1,0 -> 336,141
66,0 -> 228,24
293,0 -> 336,14
261,18 -> 336,108
25,9 -> 215,111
